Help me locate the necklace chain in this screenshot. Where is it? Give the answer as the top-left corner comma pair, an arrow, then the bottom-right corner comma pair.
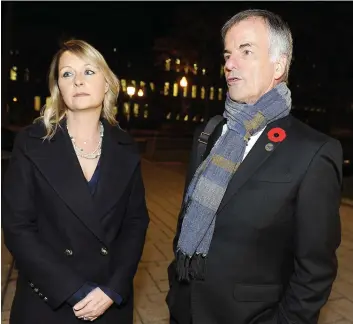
67,121 -> 104,159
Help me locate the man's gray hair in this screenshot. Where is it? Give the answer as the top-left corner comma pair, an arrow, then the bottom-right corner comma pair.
221,9 -> 293,82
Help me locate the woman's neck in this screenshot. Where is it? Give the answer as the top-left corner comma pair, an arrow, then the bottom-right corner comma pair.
66,110 -> 102,141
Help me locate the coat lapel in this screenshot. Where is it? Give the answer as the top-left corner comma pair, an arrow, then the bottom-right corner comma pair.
26,120 -> 108,246
217,115 -> 291,214
93,120 -> 139,219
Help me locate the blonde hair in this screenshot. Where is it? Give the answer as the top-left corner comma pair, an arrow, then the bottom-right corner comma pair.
37,39 -> 120,139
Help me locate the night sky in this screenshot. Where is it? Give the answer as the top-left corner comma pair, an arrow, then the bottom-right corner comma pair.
3,1 -> 353,89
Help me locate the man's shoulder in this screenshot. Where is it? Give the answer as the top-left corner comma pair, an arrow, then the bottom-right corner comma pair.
289,115 -> 336,145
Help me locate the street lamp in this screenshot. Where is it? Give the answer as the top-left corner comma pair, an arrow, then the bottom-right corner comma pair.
127,86 -> 136,97
137,89 -> 144,97
125,86 -> 136,129
180,76 -> 187,88
179,77 -> 188,122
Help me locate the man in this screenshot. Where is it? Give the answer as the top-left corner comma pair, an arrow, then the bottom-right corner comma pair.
166,9 -> 342,324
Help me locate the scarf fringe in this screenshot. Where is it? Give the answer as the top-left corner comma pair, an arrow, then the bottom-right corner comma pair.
176,250 -> 207,282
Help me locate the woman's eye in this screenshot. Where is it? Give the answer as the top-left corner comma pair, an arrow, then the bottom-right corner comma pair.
62,71 -> 72,78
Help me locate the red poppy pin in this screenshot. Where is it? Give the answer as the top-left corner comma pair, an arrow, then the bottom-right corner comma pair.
267,127 -> 286,143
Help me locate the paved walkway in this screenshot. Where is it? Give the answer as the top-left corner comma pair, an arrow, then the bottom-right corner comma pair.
2,160 -> 353,324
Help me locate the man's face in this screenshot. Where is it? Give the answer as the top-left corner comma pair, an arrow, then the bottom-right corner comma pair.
223,17 -> 284,104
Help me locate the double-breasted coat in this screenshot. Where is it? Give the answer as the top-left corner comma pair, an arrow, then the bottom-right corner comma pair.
2,118 -> 149,324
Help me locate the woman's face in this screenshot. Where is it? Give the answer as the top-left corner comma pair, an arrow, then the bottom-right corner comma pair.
58,51 -> 108,112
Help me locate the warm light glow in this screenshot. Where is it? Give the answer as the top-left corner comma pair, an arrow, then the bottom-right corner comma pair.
180,76 -> 187,88
165,58 -> 171,71
202,68 -> 206,75
13,97 -> 18,102
166,112 -> 171,120
192,85 -> 197,98
164,82 -> 170,96
218,88 -> 223,101
121,79 -> 127,92
34,96 -> 41,111
201,87 -> 206,100
210,87 -> 215,100
127,86 -> 136,96
137,89 -> 144,97
173,83 -> 178,97
184,115 -> 189,122
133,103 -> 139,117
10,68 -> 17,81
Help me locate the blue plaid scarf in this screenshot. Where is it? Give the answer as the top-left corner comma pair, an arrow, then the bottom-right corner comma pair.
176,82 -> 292,282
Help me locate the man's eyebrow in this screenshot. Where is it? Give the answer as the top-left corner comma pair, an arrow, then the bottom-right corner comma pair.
239,42 -> 256,49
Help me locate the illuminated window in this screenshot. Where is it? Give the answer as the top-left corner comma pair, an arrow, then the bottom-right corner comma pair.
184,65 -> 189,74
121,79 -> 127,92
34,96 -> 41,111
10,66 -> 17,81
201,87 -> 206,100
13,97 -> 18,102
176,114 -> 180,121
183,86 -> 188,98
202,68 -> 206,75
46,97 -> 52,107
218,88 -> 223,101
220,65 -> 224,77
176,58 -> 181,72
131,80 -> 136,87
140,81 -> 146,88
144,109 -> 148,119
124,102 -> 130,116
184,115 -> 189,122
164,82 -> 170,96
210,87 -> 215,100
113,106 -> 118,115
192,115 -> 198,122
133,103 -> 139,117
192,85 -> 197,98
150,82 -> 155,91
193,63 -> 198,75
166,112 -> 171,120
165,59 -> 171,71
173,83 -> 179,97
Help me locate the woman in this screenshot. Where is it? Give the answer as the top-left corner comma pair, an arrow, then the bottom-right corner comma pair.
2,40 -> 149,324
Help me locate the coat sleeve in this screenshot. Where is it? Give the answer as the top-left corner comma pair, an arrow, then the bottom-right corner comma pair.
2,132 -> 86,310
278,139 -> 343,323
106,161 -> 149,303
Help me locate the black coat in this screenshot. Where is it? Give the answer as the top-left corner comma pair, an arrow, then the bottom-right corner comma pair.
166,115 -> 342,324
2,119 -> 149,324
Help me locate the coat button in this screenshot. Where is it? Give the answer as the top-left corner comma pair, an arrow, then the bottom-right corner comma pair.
34,288 -> 39,293
100,247 -> 108,256
44,297 -> 48,302
39,293 -> 43,298
65,249 -> 73,256
29,282 -> 34,288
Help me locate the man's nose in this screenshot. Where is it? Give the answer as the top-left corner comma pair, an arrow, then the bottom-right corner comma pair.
224,55 -> 238,71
